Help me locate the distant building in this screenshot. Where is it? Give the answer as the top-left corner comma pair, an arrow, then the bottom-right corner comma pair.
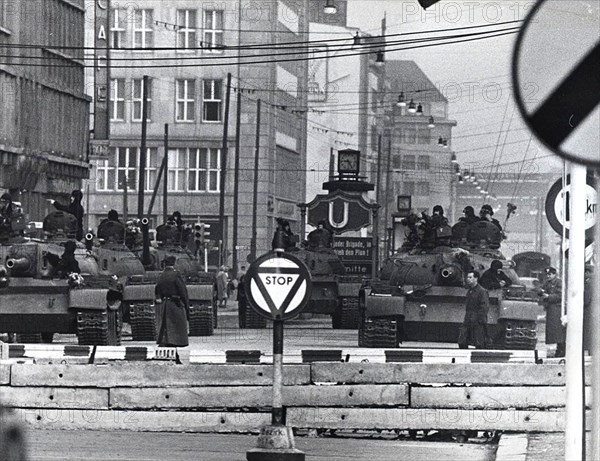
0,0 -> 91,220
85,1 -> 310,265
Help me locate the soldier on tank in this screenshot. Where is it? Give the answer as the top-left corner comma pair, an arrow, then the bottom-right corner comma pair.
306,220 -> 333,249
48,190 -> 85,241
272,218 -> 298,251
459,206 -> 479,225
478,204 -> 502,232
479,260 -> 513,290
155,255 -> 190,347
0,193 -> 16,239
46,240 -> 81,278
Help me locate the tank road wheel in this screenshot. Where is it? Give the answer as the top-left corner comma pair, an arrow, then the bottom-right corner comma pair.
77,309 -> 122,346
495,319 -> 537,350
244,307 -> 267,329
189,304 -> 214,336
129,303 -> 157,341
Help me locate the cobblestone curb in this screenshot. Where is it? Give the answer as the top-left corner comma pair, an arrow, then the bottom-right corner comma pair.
496,433 -> 528,461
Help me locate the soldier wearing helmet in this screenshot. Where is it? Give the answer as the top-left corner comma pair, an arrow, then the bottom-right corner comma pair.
459,206 -> 479,225
48,190 -> 85,240
479,204 -> 502,231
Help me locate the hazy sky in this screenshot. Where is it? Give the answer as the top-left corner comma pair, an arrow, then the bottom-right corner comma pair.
345,0 -> 598,176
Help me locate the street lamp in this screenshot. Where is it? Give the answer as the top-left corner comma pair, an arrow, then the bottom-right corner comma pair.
396,92 -> 406,107
323,0 -> 337,14
375,50 -> 385,66
407,99 -> 416,113
416,103 -> 423,115
428,116 -> 435,128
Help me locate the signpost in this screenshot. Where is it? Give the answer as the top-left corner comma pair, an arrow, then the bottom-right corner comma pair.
245,248 -> 311,461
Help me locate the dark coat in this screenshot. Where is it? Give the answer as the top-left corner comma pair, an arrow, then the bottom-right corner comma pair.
458,283 -> 490,349
54,201 -> 85,241
479,269 -> 512,290
541,276 -> 564,344
155,267 -> 190,347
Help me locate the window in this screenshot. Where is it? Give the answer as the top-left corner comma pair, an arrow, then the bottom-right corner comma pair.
392,154 -> 402,169
403,155 -> 416,170
203,10 -> 223,52
403,181 -> 415,195
133,9 -> 153,49
116,147 -> 138,191
417,127 -> 431,144
110,78 -> 125,121
417,155 -> 430,170
416,181 -> 430,196
202,79 -> 222,122
95,158 -> 114,191
110,8 -> 127,49
177,10 -> 197,50
167,149 -> 187,191
132,78 -> 152,121
176,79 -> 196,122
188,148 -> 221,192
400,127 -> 417,144
143,148 -> 158,191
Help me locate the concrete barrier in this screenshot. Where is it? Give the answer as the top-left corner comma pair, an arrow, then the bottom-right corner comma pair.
0,361 -> 585,433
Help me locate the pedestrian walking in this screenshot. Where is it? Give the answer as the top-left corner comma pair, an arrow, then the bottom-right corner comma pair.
458,270 -> 490,349
216,265 -> 229,309
539,266 -> 565,357
155,255 -> 190,347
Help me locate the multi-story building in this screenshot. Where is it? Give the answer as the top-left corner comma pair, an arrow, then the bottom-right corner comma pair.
0,0 -> 91,220
383,60 -> 457,245
86,1 -> 310,267
305,22 -> 384,208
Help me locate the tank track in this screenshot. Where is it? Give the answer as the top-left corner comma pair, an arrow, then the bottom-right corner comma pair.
495,319 -> 537,350
244,307 -> 267,329
77,309 -> 122,346
129,303 -> 157,341
332,296 -> 360,329
189,304 -> 214,336
358,317 -> 399,348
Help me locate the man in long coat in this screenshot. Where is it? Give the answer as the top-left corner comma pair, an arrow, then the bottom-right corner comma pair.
155,255 -> 190,347
540,266 -> 565,357
458,270 -> 490,349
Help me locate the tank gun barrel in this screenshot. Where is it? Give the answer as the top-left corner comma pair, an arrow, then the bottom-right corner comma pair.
6,257 -> 32,274
439,264 -> 463,286
85,232 -> 94,250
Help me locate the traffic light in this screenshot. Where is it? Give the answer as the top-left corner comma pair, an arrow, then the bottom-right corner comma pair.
194,223 -> 210,244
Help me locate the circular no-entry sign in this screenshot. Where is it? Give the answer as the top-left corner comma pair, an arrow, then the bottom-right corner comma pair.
512,0 -> 600,167
545,174 -> 597,240
245,251 -> 312,321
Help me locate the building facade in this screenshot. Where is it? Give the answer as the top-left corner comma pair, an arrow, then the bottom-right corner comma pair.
0,0 -> 91,220
85,0 -> 310,267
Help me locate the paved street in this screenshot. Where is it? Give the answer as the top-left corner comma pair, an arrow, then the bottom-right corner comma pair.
25,430 -> 497,461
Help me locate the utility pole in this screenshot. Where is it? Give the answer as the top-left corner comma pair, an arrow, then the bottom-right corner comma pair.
232,93 -> 242,278
163,124 -> 168,223
384,135 -> 392,256
249,99 -> 262,262
137,75 -> 149,219
219,73 -> 232,266
374,133 -> 383,268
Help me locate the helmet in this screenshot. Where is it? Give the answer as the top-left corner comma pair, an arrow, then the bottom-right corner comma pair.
432,205 -> 444,215
71,190 -> 83,201
480,204 -> 494,216
545,266 -> 557,275
490,259 -> 503,270
463,206 -> 474,215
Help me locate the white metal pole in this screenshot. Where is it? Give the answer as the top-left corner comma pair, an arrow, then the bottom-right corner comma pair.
591,167 -> 599,460
564,162 -> 586,461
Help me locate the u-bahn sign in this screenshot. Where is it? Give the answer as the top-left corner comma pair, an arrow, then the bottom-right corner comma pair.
545,174 -> 597,241
245,252 -> 312,321
306,189 -> 377,234
512,0 -> 600,167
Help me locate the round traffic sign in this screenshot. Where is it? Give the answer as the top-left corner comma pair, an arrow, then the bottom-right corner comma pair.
545,174 -> 597,239
244,251 -> 312,321
512,0 -> 600,166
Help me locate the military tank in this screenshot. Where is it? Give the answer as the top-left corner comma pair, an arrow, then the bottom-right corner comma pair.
0,211 -> 131,345
359,218 -> 540,349
263,226 -> 362,329
124,220 -> 216,340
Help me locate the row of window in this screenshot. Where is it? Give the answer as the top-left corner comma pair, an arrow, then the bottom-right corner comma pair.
392,154 -> 431,170
111,8 -> 223,50
95,147 -> 221,193
110,78 -> 222,123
